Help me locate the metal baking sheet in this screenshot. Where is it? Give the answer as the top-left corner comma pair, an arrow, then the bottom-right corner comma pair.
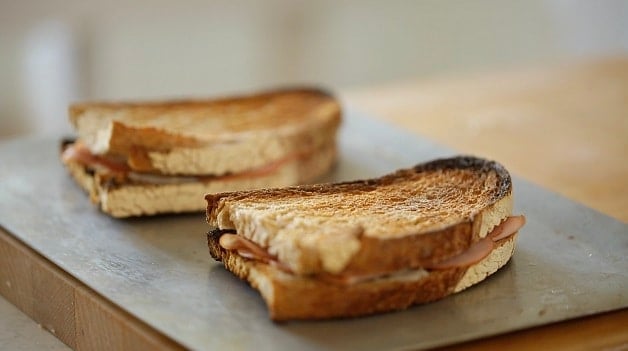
0,109 -> 626,350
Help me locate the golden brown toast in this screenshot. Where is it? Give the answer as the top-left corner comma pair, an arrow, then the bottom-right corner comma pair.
61,87 -> 340,217
206,156 -> 524,320
69,88 -> 340,175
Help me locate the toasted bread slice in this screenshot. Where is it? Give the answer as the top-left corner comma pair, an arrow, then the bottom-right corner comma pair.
206,156 -> 522,320
62,87 -> 340,217
207,156 -> 512,276
69,88 -> 340,175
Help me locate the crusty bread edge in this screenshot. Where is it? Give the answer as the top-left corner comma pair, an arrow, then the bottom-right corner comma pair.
69,87 -> 337,120
211,233 -> 518,321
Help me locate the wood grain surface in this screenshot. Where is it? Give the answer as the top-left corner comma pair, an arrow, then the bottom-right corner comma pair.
0,228 -> 184,351
0,58 -> 626,350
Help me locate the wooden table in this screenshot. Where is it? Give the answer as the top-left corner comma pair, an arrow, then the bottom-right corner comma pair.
1,58 -> 626,350
343,57 -> 628,350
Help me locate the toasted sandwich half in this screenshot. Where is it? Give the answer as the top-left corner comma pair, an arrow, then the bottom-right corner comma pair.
206,156 -> 525,321
61,88 -> 340,217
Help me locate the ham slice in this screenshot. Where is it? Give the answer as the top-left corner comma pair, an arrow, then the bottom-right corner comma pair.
219,234 -> 277,264
490,215 -> 526,241
216,215 -> 526,280
62,142 -> 130,173
427,215 -> 526,270
63,141 -> 306,184
426,236 -> 495,270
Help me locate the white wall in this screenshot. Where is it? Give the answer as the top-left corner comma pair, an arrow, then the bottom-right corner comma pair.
1,0 -> 627,138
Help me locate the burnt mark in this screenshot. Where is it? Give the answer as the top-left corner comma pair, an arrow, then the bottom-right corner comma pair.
207,228 -> 237,261
205,155 -> 513,206
208,227 -> 237,242
60,138 -> 76,150
412,155 -> 512,201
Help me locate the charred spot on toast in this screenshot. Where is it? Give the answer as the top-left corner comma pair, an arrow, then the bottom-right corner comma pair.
207,228 -> 237,261
60,138 -> 76,150
208,228 -> 237,241
412,156 -> 512,202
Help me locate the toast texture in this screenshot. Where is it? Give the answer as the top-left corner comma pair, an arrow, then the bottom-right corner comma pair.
206,156 -> 520,320
207,156 -> 512,276
69,88 -> 341,175
62,87 -> 340,217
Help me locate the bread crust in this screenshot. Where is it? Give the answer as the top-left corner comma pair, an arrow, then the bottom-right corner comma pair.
69,87 -> 336,115
206,156 -> 513,276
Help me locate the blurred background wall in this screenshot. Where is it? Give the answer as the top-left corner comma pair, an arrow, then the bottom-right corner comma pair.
0,0 -> 627,139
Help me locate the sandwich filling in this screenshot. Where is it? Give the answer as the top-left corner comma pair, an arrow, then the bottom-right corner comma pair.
62,141 -> 315,185
212,215 -> 526,285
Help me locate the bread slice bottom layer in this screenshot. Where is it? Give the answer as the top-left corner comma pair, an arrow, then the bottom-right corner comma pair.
63,142 -> 336,217
214,234 -> 517,321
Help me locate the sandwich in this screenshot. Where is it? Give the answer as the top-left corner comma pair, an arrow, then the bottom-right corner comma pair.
61,88 -> 340,217
206,156 -> 526,321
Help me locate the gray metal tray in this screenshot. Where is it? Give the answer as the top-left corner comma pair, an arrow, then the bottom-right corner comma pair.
0,109 -> 626,350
